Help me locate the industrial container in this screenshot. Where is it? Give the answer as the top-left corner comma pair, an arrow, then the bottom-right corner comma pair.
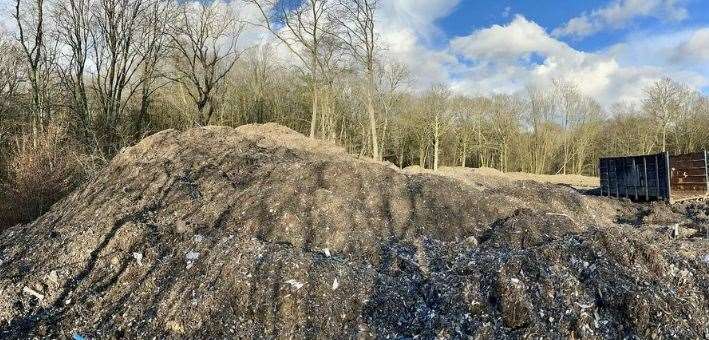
599,151 -> 708,203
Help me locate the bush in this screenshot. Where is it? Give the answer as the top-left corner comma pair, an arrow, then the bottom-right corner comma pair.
1,126 -> 88,226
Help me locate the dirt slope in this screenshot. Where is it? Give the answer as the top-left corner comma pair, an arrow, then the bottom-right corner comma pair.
0,124 -> 707,339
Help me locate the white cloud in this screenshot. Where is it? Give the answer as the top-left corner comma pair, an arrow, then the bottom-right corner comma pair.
553,0 -> 689,39
442,16 -> 707,106
376,0 -> 462,88
675,28 -> 709,62
379,0 -> 460,42
450,15 -> 579,62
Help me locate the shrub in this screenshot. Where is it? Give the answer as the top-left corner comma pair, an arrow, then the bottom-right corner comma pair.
1,126 -> 88,226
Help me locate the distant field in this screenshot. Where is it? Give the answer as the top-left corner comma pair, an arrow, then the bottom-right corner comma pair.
483,168 -> 600,188
406,166 -> 600,189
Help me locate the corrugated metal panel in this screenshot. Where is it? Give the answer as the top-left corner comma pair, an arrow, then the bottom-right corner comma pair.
599,153 -> 670,201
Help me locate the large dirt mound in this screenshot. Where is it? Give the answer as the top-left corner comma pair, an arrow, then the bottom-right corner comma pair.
0,124 -> 707,338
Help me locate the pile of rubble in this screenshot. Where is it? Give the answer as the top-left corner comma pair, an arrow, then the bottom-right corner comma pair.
0,124 -> 706,338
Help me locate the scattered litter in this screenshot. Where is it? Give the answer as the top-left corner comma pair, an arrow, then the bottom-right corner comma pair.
194,234 -> 204,243
22,286 -> 44,300
285,279 -> 304,290
72,332 -> 85,340
703,254 -> 709,264
322,248 -> 331,257
332,278 -> 339,290
132,252 -> 143,266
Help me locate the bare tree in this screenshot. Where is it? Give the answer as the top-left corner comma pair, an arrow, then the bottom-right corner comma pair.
0,36 -> 23,119
89,0 -> 149,148
377,61 -> 408,160
246,0 -> 334,138
420,84 -> 450,171
135,0 -> 173,136
607,102 -> 656,155
525,84 -> 557,174
571,97 -> 602,175
332,0 -> 380,159
169,1 -> 242,126
54,0 -> 92,138
553,79 -> 579,174
643,78 -> 690,152
13,0 -> 49,128
449,96 -> 479,168
314,29 -> 346,141
489,94 -> 522,172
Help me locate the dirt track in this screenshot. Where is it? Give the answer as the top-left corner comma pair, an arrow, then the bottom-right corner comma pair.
0,124 -> 707,338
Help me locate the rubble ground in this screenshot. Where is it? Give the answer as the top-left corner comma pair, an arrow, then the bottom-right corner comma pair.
0,124 -> 707,338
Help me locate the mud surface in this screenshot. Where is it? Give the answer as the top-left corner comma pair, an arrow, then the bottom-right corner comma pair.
0,124 -> 707,338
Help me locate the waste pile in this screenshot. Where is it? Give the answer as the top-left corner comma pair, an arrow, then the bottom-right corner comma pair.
0,124 -> 707,338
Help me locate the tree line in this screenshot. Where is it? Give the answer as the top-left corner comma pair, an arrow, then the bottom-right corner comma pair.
0,0 -> 708,181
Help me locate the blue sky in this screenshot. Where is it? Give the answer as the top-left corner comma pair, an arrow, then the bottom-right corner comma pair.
373,0 -> 709,105
438,0 -> 709,53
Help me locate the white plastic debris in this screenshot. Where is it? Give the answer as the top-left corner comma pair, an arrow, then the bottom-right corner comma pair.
186,251 -> 200,261
703,254 -> 709,264
47,270 -> 60,285
22,286 -> 44,300
322,248 -> 331,257
286,279 -> 304,290
510,278 -> 520,284
576,302 -> 594,309
132,252 -> 143,266
194,234 -> 204,243
332,278 -> 339,290
185,251 -> 200,269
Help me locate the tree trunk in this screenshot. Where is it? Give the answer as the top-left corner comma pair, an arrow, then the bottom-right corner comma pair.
136,84 -> 150,140
419,143 -> 426,168
433,113 -> 439,171
366,70 -> 379,160
309,54 -> 318,138
398,146 -> 404,168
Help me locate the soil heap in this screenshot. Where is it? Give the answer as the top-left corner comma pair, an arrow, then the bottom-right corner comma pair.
0,124 -> 707,338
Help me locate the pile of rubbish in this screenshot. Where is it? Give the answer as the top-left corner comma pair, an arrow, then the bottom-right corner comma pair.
0,124 -> 706,338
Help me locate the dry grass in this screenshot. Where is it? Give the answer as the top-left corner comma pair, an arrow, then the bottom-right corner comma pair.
1,125 -> 88,226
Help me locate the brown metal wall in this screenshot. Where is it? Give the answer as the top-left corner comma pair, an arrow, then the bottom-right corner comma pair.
669,151 -> 709,202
